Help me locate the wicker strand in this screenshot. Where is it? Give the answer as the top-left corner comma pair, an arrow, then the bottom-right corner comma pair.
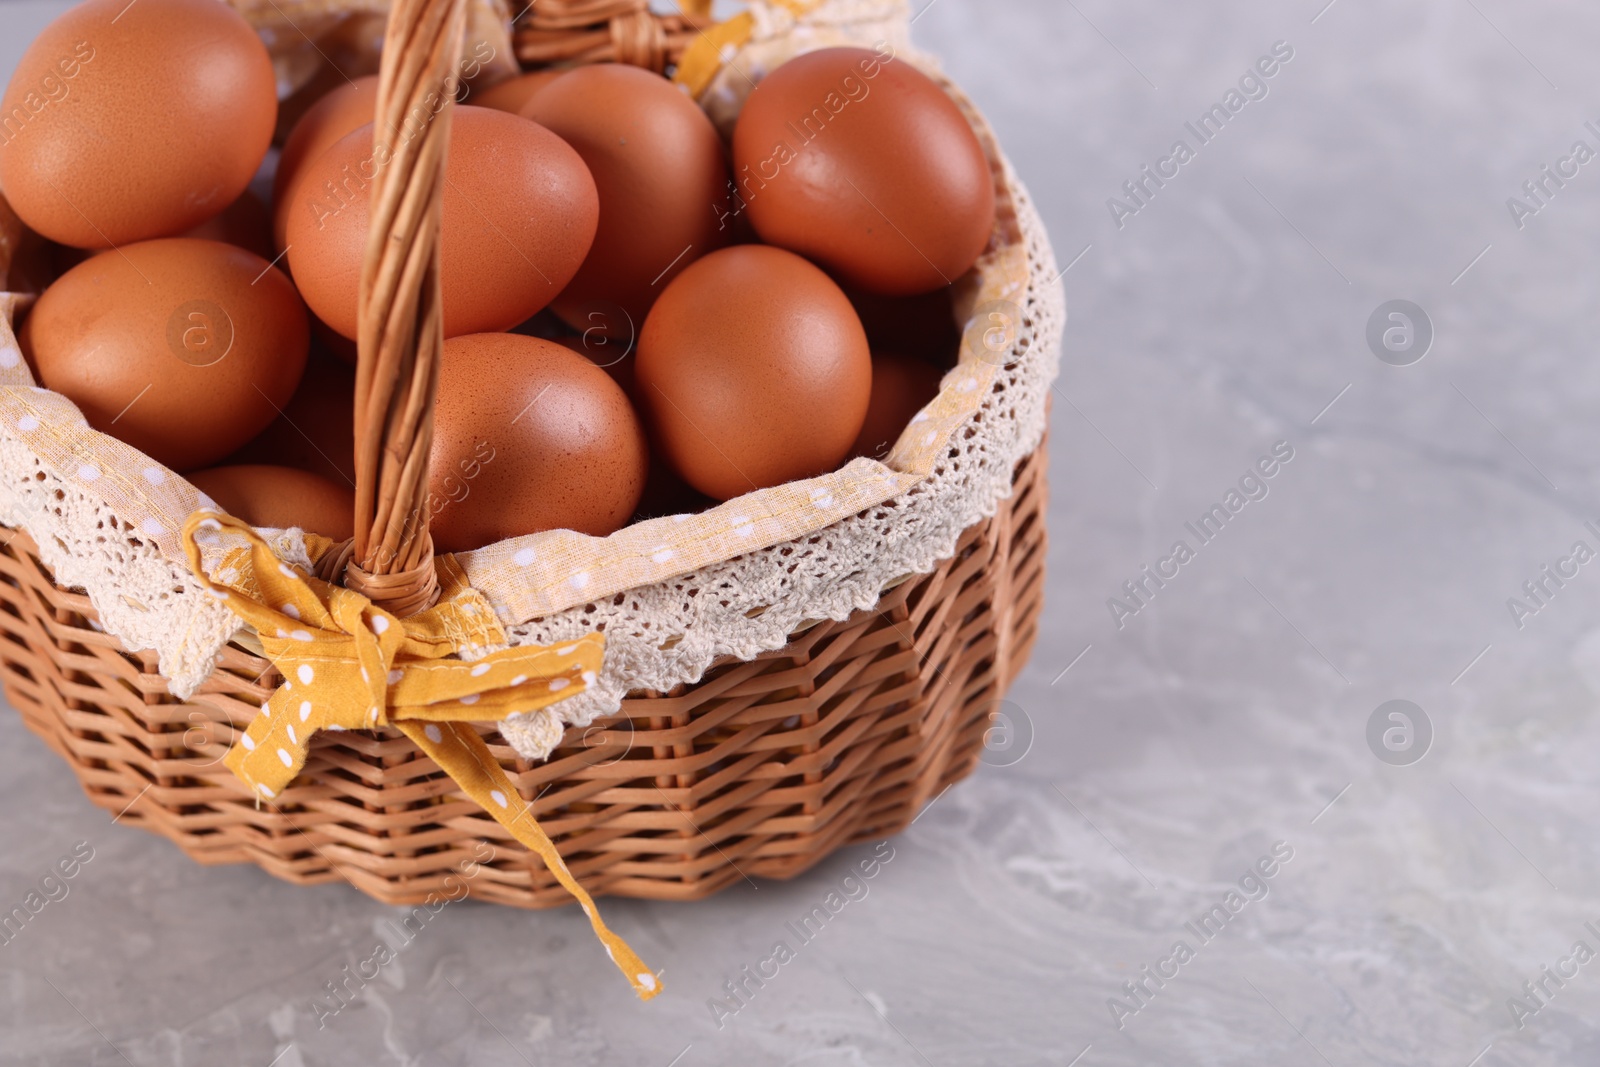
309,535 -> 441,617
513,0 -> 708,72
610,8 -> 668,71
0,443 -> 1049,907
520,0 -> 649,28
313,538 -> 356,585
343,556 -> 442,619
348,0 -> 467,616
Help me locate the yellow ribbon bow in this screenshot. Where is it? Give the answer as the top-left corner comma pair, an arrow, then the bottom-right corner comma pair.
181,512 -> 661,1001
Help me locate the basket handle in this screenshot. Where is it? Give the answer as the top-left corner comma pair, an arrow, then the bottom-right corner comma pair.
334,0 -> 722,616
338,0 -> 467,618
513,0 -> 714,72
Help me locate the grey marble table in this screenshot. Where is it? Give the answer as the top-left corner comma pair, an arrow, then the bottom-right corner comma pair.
4,0 -> 1600,1064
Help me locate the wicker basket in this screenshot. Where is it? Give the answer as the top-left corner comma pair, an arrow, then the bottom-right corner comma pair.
0,0 -> 1050,910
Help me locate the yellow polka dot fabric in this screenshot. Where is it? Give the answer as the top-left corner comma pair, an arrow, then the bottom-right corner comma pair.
674,8 -> 759,98
674,0 -> 822,97
180,512 -> 661,1001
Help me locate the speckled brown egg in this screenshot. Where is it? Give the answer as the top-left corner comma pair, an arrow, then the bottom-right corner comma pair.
851,351 -> 945,460
427,333 -> 647,551
523,64 -> 730,338
271,75 -> 380,254
20,238 -> 309,471
636,245 -> 871,501
470,69 -> 564,115
286,106 -> 598,341
0,0 -> 276,249
732,46 -> 994,296
187,465 -> 355,539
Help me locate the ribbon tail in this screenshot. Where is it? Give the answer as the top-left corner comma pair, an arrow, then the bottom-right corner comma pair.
397,720 -> 662,1001
224,692 -> 314,802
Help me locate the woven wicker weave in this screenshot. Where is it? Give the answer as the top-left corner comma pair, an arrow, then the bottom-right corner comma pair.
0,0 -> 1050,908
0,444 -> 1044,907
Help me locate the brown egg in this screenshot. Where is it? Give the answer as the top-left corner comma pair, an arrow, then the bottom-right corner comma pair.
427,333 -> 648,551
188,465 -> 355,539
21,238 -> 309,471
469,69 -> 564,115
181,189 -> 274,260
287,106 -> 599,341
851,351 -> 945,460
636,245 -> 871,501
225,352 -> 356,486
732,46 -> 995,296
0,0 -> 276,249
523,65 -> 731,339
271,75 -> 381,254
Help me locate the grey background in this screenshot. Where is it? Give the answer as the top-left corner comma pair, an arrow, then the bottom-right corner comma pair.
4,0 -> 1600,1064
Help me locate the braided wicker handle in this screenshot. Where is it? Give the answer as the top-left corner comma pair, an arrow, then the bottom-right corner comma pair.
340,0 -> 718,617
516,0 -> 713,72
333,0 -> 467,617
